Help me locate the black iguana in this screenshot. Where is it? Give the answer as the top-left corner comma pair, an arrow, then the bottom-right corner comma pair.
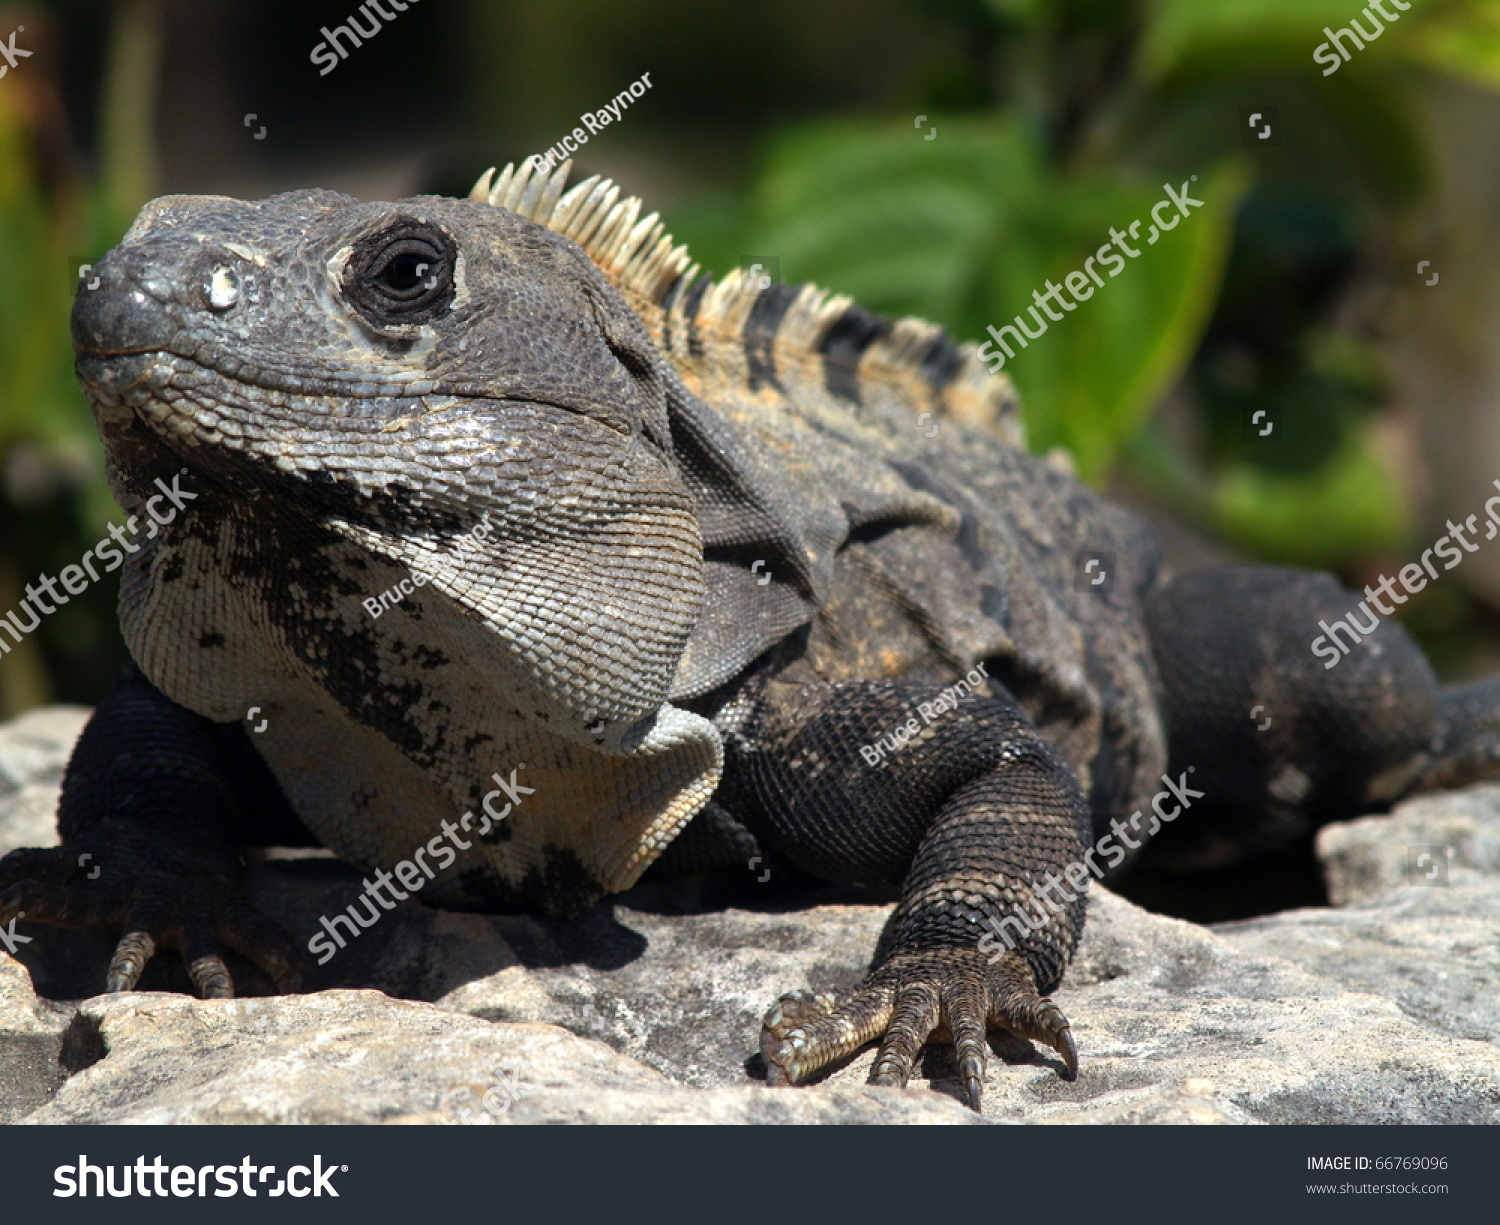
3,157 -> 1494,1111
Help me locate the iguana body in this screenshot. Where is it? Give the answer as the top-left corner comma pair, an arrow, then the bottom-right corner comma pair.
4,159 -> 1496,1108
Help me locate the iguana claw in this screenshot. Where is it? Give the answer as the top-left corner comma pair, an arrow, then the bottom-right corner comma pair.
761,947 -> 1077,1111
0,837 -> 301,998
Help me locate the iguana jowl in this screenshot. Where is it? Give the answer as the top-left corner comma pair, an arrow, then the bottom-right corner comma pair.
4,158 -> 1497,1110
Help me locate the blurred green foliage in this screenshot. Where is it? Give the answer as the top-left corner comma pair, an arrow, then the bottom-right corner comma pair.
5,0 -> 1500,714
0,0 -> 160,716
677,118 -> 1246,481
672,0 -> 1500,570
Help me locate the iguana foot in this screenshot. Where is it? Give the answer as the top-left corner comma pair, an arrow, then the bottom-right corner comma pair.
0,829 -> 301,997
761,948 -> 1076,1110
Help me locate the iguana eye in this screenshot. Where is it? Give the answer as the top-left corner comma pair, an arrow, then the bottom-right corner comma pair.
344,222 -> 456,326
379,251 -> 431,292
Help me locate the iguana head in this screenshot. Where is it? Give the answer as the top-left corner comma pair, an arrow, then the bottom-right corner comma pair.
69,179 -> 838,909
74,187 -> 684,454
72,182 -> 824,719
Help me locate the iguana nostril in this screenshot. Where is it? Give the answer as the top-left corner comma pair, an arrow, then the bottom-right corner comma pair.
208,266 -> 240,311
70,258 -> 174,356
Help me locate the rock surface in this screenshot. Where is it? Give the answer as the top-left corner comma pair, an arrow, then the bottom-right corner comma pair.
3,705 -> 1499,1124
1219,795 -> 1500,1052
0,706 -> 88,858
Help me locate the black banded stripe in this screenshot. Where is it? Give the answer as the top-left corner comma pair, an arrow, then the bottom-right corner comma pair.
742,282 -> 801,392
659,272 -> 688,353
916,331 -> 964,394
680,274 -> 713,360
817,304 -> 891,403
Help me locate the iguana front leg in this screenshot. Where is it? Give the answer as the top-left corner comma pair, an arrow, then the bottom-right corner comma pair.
722,677 -> 1088,1109
0,663 -> 306,996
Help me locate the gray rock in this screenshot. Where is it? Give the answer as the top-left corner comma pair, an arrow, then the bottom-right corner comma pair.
1216,787 -> 1500,1051
3,705 -> 1500,1124
439,901 -> 895,1092
1316,785 -> 1500,906
1048,891 -> 1500,1125
0,956 -> 70,1123
0,706 -> 87,858
10,980 -> 979,1125
24,988 -> 660,1125
1038,1078 -> 1257,1126
439,890 -> 1500,1125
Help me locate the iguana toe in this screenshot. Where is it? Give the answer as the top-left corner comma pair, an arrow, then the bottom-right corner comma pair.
105,929 -> 158,992
760,947 -> 1077,1110
0,832 -> 301,998
1,847 -> 128,949
761,988 -> 869,1085
214,898 -> 303,993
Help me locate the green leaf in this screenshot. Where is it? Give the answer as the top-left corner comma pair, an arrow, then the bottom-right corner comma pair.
1404,0 -> 1500,89
750,119 -> 1038,323
1144,0 -> 1497,85
982,0 -> 1050,26
990,162 -> 1249,478
739,116 -> 1245,481
1141,0 -> 1397,79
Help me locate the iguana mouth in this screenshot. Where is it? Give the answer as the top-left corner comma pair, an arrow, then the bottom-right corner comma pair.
76,345 -> 442,400
76,347 -> 630,440
75,348 -> 165,389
